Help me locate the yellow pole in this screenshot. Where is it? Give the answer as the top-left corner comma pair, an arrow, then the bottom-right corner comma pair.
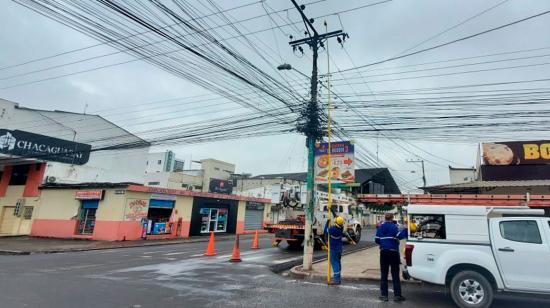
325,20 -> 333,284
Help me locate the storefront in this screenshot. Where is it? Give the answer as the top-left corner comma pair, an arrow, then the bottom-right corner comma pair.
146,193 -> 176,235
31,184 -> 270,241
244,202 -> 264,231
75,190 -> 103,234
189,197 -> 238,236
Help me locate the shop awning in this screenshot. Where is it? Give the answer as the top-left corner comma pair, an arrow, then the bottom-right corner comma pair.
149,199 -> 175,209
81,200 -> 99,209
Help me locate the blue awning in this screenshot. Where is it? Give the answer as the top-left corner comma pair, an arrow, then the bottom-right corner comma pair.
149,199 -> 175,209
81,200 -> 99,209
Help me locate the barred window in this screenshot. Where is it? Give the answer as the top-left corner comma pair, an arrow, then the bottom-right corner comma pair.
23,207 -> 34,220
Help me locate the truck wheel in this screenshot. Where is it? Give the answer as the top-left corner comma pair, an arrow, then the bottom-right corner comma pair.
352,226 -> 361,243
287,239 -> 303,249
450,270 -> 494,308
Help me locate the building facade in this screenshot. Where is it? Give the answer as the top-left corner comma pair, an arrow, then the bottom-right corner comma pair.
449,166 -> 476,184
31,183 -> 270,241
145,151 -> 185,173
145,158 -> 235,193
0,99 -> 150,235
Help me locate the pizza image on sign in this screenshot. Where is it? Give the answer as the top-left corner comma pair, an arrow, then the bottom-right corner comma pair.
314,141 -> 355,184
483,143 -> 515,165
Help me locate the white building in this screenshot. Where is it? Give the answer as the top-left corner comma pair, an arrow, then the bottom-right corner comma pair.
145,151 -> 185,173
0,99 -> 149,184
448,166 -> 476,184
144,158 -> 235,193
0,98 -> 150,235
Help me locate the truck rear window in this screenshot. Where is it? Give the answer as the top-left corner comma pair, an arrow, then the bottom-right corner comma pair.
410,214 -> 446,239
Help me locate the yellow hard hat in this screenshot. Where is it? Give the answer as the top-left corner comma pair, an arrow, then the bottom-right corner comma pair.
335,216 -> 344,227
410,222 -> 417,233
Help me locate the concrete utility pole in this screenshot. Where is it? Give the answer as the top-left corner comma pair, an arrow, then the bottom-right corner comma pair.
407,158 -> 427,188
279,0 -> 347,271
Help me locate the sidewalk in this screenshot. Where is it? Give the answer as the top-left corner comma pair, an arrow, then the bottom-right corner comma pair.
291,244 -> 416,284
0,233 -> 266,255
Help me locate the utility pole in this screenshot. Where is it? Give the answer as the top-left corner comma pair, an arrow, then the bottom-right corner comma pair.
407,158 -> 427,188
282,0 -> 347,271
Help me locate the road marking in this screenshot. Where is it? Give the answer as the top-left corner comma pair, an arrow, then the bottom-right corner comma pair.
164,251 -> 195,256
216,250 -> 259,259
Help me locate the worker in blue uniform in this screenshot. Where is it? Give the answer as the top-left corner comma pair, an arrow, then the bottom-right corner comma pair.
326,216 -> 356,285
375,213 -> 408,302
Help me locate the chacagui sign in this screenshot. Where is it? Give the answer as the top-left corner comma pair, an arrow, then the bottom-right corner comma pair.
0,129 -> 92,165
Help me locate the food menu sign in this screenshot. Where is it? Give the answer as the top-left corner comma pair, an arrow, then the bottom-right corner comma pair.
482,141 -> 550,165
314,141 -> 355,184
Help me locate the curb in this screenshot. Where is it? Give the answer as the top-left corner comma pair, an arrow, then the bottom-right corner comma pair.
0,233 -> 271,255
289,246 -> 420,285
270,243 -> 375,274
0,250 -> 31,256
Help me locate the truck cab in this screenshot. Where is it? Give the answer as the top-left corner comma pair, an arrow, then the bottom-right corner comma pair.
405,204 -> 550,308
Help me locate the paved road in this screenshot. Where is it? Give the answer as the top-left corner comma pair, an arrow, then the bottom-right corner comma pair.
1,233 -> 549,308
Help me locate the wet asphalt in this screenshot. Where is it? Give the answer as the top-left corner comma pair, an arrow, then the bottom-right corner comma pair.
1,231 -> 549,308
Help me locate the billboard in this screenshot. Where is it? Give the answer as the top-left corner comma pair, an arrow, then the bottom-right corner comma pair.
482,141 -> 550,166
314,141 -> 355,184
208,178 -> 233,194
0,129 -> 91,165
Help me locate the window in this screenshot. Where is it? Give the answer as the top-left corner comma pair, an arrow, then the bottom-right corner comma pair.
338,206 -> 343,213
9,164 -> 30,185
411,214 -> 446,239
499,220 -> 542,244
157,160 -> 162,165
23,207 -> 33,220
214,167 -> 220,171
147,181 -> 160,186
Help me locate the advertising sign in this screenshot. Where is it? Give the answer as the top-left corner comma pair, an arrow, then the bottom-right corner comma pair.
75,190 -> 103,200
0,129 -> 91,165
209,178 -> 233,194
482,141 -> 550,165
314,141 -> 355,184
125,199 -> 148,221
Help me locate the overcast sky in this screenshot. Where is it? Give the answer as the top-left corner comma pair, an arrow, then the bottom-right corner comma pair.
1,0 -> 550,192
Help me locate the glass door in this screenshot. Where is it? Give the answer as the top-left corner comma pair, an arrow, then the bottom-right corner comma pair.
77,208 -> 96,234
200,208 -> 228,233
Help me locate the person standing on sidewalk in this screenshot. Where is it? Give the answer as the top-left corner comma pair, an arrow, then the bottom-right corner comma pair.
375,213 -> 407,302
326,216 -> 356,285
327,216 -> 344,285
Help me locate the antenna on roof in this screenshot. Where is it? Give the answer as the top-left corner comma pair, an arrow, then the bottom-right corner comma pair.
83,102 -> 88,115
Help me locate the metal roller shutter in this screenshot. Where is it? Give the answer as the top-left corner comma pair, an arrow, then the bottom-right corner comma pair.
244,209 -> 263,230
244,202 -> 265,231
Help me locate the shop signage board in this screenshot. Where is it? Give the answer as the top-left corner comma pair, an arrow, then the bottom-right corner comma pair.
0,129 -> 92,165
482,140 -> 550,165
246,201 -> 265,210
125,199 -> 148,221
209,178 -> 233,194
75,190 -> 103,200
314,141 -> 355,184
150,193 -> 177,201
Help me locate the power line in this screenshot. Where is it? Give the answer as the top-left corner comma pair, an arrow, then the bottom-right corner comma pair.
336,8 -> 550,73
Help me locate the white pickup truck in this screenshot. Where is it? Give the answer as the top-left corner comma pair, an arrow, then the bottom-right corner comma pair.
404,204 -> 550,308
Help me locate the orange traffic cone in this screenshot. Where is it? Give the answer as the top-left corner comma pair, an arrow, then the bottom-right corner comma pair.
204,231 -> 216,256
251,230 -> 260,249
229,235 -> 242,262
